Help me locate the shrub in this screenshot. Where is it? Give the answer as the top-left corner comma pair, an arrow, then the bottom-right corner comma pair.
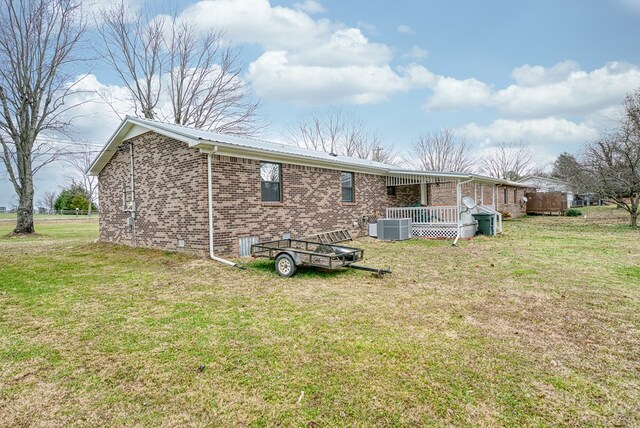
54,184 -> 97,212
565,209 -> 582,217
498,210 -> 511,219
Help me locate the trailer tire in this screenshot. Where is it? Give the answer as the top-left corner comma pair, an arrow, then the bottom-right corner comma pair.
275,253 -> 297,277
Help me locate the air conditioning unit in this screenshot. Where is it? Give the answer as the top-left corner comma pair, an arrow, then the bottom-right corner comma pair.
377,218 -> 411,241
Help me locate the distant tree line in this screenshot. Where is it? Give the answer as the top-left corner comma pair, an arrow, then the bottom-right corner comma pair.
550,89 -> 640,226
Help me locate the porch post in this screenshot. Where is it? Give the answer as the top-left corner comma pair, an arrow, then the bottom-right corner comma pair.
456,179 -> 461,222
492,185 -> 496,208
420,182 -> 428,205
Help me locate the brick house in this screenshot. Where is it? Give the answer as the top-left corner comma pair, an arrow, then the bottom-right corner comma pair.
88,117 -> 528,258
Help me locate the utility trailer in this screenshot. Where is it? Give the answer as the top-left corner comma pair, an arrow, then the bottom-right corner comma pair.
250,238 -> 391,277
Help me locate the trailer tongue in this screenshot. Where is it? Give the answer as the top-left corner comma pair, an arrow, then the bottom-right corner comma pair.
250,238 -> 391,277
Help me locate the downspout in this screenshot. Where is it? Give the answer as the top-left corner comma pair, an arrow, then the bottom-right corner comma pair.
452,177 -> 475,247
207,153 -> 237,267
129,141 -> 137,247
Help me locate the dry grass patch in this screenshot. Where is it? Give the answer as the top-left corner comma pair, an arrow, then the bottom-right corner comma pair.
1,208 -> 639,426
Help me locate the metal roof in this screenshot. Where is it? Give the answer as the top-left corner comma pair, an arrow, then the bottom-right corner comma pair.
87,116 -> 529,187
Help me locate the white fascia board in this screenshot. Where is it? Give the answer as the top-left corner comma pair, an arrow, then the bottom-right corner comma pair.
387,169 -> 471,180
194,140 -> 390,176
87,118 -> 201,176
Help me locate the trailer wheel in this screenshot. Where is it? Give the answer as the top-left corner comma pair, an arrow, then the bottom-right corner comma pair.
275,254 -> 297,277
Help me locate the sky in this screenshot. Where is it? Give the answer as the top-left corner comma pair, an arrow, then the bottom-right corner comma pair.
2,0 -> 640,208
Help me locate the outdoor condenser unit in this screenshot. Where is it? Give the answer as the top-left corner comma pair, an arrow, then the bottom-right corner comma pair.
377,218 -> 411,241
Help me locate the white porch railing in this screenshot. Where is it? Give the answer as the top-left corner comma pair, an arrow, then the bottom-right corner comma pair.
386,206 -> 458,224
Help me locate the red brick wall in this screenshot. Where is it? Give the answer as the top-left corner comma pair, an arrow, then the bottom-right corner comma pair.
210,155 -> 393,256
393,184 -> 421,206
496,186 -> 527,218
98,132 -> 528,257
99,132 -> 394,257
98,132 -> 210,256
427,182 -> 526,218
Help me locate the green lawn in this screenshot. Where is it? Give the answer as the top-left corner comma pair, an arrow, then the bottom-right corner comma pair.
0,213 -> 99,220
0,208 -> 638,427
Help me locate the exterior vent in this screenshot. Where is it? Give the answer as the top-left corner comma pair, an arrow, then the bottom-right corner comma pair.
377,218 -> 411,241
239,236 -> 260,257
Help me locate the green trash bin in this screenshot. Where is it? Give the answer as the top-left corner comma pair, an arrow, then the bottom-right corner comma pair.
472,213 -> 494,236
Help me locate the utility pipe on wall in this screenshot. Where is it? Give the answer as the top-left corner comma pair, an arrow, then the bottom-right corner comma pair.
129,141 -> 137,247
452,177 -> 475,247
207,153 -> 237,267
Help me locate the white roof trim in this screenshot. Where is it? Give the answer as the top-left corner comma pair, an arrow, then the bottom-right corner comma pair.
87,117 -> 530,188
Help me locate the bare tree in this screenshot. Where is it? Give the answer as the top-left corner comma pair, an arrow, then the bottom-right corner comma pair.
0,0 -> 85,234
38,191 -> 57,212
479,141 -> 535,181
583,89 -> 640,226
98,2 -> 264,136
64,142 -> 99,215
354,131 -> 397,164
167,22 -> 263,136
286,109 -> 397,163
97,1 -> 164,119
410,128 -> 474,172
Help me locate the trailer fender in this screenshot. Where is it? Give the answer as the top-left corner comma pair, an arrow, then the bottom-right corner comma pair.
276,250 -> 303,266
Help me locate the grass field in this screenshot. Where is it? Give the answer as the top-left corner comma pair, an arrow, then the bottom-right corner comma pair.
0,213 -> 99,221
0,208 -> 638,427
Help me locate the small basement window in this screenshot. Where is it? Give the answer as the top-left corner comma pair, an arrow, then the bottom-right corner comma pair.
341,172 -> 354,202
387,186 -> 396,196
261,162 -> 281,202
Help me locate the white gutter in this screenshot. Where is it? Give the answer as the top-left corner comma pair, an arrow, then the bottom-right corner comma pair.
207,153 -> 237,267
452,177 -> 475,246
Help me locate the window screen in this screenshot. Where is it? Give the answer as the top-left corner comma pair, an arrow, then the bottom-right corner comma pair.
341,172 -> 354,202
260,162 -> 281,202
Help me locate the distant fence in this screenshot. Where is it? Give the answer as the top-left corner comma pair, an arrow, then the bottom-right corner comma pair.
41,209 -> 99,216
0,208 -> 99,216
525,192 -> 568,215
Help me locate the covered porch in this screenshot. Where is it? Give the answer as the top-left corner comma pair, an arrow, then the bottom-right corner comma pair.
384,171 -> 504,240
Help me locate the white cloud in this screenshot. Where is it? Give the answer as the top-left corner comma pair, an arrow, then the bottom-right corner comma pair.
403,45 -> 429,61
288,28 -> 392,67
179,0 -> 335,51
176,0 -> 438,105
64,74 -> 135,141
494,62 -> 640,118
81,0 -> 141,25
510,60 -> 581,87
423,61 -> 640,118
425,76 -> 492,111
248,51 -> 430,104
397,24 -> 415,35
294,0 -> 325,14
456,117 -> 598,146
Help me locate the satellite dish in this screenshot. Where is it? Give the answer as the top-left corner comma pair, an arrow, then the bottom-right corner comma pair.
462,196 -> 476,209
522,196 -> 528,203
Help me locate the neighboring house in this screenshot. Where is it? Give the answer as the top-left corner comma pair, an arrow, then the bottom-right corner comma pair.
517,176 -> 574,207
88,117 -> 528,258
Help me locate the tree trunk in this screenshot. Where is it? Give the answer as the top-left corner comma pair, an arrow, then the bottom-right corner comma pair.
632,211 -> 638,227
14,173 -> 35,234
